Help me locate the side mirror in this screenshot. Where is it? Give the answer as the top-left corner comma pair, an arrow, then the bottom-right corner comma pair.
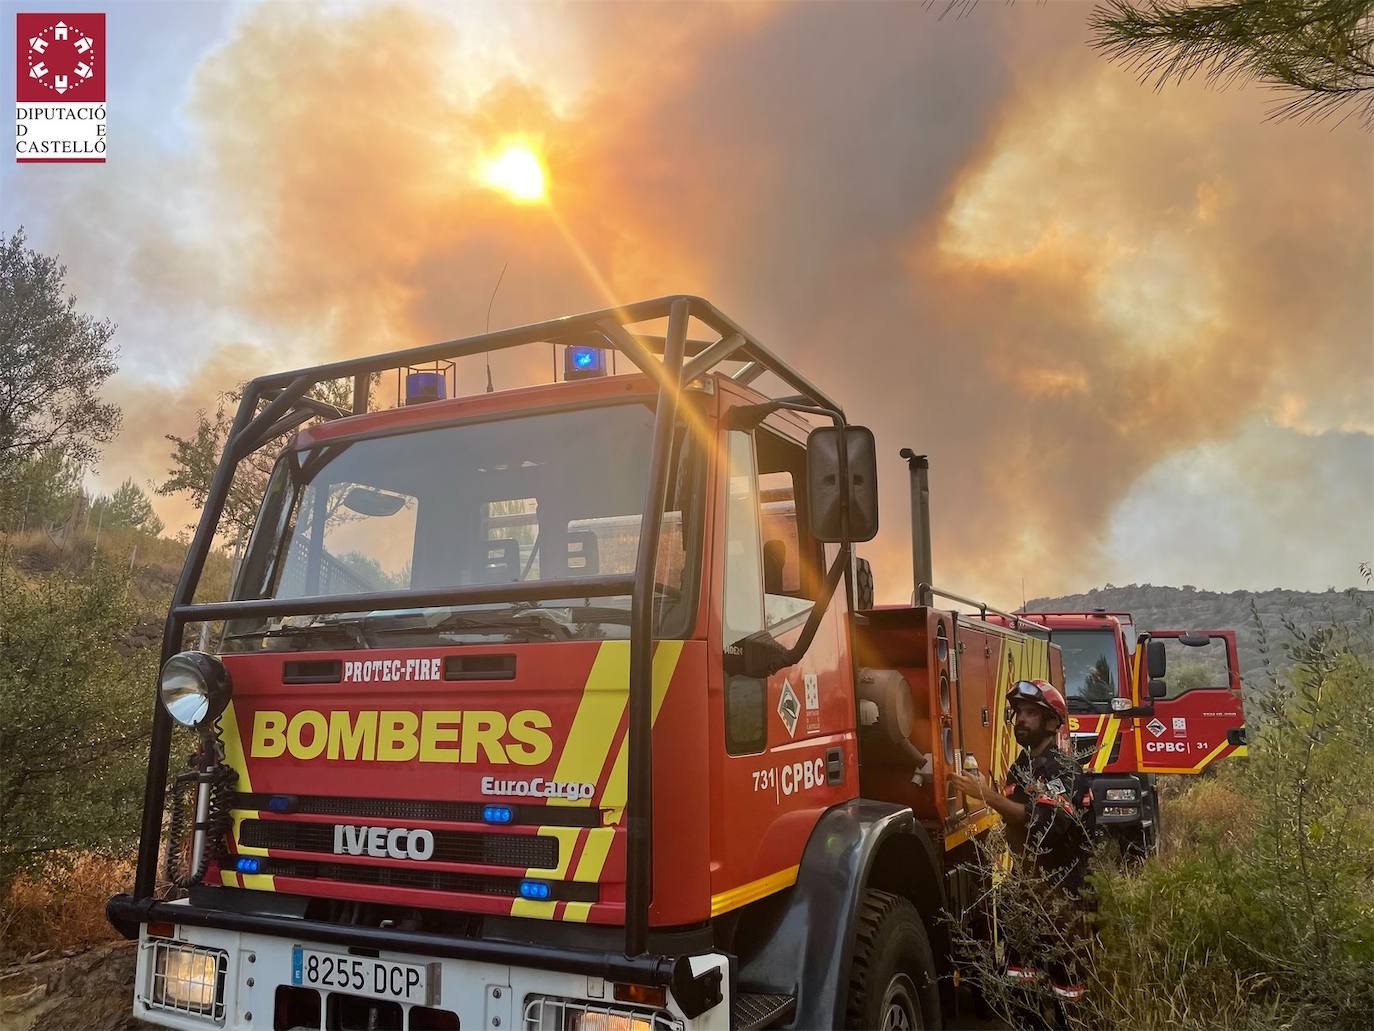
1146,639 -> 1167,679
1148,679 -> 1167,699
1112,697 -> 1154,718
806,426 -> 878,543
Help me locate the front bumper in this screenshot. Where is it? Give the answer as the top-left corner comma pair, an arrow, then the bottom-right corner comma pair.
1088,776 -> 1150,826
109,895 -> 728,1031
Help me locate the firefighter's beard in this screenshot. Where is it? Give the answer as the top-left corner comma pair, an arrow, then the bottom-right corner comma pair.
1014,723 -> 1054,749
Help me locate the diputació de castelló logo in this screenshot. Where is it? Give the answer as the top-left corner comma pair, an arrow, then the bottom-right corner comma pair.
15,12 -> 106,163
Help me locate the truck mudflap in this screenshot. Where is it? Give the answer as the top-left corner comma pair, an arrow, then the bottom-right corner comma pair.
734,798 -> 943,1030
106,894 -> 726,1025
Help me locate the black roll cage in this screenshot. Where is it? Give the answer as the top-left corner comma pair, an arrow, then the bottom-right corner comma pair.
134,294 -> 843,961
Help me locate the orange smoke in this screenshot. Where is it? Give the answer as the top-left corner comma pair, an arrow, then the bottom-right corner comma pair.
35,1 -> 1368,600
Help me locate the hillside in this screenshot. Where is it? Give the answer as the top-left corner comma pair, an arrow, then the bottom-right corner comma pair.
1025,583 -> 1373,688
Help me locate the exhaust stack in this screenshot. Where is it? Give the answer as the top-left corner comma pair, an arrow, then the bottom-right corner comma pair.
900,449 -> 932,607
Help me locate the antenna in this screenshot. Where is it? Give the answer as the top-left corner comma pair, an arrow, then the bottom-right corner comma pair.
484,261 -> 508,393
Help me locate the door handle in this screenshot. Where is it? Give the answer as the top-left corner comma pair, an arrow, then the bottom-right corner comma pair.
825,746 -> 844,785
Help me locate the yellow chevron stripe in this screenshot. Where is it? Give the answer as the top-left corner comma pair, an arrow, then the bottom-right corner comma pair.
515,642 -> 684,920
547,642 -> 632,807
513,645 -> 625,917
1145,738 -> 1234,774
220,701 -> 253,792
945,808 -> 1001,851
511,825 -> 583,918
217,704 -> 275,889
562,828 -> 617,923
1093,717 -> 1122,772
710,866 -> 798,917
603,641 -> 685,812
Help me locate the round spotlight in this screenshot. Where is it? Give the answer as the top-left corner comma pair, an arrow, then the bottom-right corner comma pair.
159,651 -> 232,728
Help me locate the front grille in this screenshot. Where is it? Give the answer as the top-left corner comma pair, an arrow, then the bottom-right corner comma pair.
237,820 -> 557,869
256,858 -> 598,902
231,793 -> 600,828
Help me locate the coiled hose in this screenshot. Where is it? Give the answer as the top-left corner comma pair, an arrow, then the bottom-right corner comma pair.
164,724 -> 238,888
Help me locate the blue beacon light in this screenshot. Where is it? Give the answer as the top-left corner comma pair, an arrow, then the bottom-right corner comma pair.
235,857 -> 261,874
518,879 -> 552,901
482,804 -> 513,824
564,346 -> 606,380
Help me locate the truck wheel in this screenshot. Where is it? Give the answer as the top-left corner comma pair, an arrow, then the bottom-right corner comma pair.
855,558 -> 875,611
845,889 -> 941,1031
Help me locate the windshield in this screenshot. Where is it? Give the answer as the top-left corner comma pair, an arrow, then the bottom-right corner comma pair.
224,401 -> 702,650
1056,629 -> 1122,710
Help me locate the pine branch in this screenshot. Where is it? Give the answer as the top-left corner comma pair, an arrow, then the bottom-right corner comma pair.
1090,0 -> 1374,125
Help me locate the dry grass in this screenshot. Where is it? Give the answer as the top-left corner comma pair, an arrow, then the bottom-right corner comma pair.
2,527 -> 229,603
1157,773 -> 1257,855
0,853 -> 133,962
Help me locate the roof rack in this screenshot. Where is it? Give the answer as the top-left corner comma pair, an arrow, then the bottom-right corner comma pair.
919,583 -> 1048,633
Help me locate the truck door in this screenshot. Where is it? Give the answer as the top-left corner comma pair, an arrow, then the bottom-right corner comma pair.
1136,629 -> 1245,775
710,414 -> 855,911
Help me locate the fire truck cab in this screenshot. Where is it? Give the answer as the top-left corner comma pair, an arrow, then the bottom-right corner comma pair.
989,610 -> 1247,853
109,296 -> 1063,1031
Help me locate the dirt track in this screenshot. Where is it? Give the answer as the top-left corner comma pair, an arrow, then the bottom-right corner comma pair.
0,940 -> 148,1031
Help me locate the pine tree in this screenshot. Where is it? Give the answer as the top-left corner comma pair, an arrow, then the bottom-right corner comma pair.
95,477 -> 164,535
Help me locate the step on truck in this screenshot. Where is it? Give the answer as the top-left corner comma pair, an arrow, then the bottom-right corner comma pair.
109,295 -> 1064,1031
979,609 -> 1247,854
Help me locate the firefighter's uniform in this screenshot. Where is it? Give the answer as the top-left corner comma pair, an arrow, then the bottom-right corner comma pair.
1001,744 -> 1093,1004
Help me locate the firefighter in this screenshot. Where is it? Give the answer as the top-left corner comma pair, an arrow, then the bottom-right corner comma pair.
950,678 -> 1093,1016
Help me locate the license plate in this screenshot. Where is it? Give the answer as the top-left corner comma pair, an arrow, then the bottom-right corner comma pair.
291,946 -> 436,1005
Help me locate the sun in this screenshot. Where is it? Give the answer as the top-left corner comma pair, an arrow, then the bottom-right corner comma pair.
477,143 -> 547,204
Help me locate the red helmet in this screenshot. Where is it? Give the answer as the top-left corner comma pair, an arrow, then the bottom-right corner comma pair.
1006,679 -> 1069,727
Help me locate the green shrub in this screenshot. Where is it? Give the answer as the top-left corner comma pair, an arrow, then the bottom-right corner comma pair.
0,546 -> 154,893
1086,612 -> 1374,1030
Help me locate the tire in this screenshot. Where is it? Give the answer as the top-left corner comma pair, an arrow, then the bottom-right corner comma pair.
845,889 -> 942,1031
855,558 -> 875,611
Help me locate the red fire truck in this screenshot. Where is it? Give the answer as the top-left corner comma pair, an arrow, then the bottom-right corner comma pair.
980,609 -> 1246,853
109,296 -> 1066,1031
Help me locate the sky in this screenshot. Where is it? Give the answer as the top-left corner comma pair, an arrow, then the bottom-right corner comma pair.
2,0 -> 1371,606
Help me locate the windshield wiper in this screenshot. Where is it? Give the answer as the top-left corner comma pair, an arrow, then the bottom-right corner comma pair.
371,607 -> 570,641
222,616 -> 377,648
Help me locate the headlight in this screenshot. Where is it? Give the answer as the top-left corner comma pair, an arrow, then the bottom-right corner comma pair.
1105,788 -> 1138,801
159,651 -> 231,728
147,940 -> 226,1017
524,996 -> 679,1031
